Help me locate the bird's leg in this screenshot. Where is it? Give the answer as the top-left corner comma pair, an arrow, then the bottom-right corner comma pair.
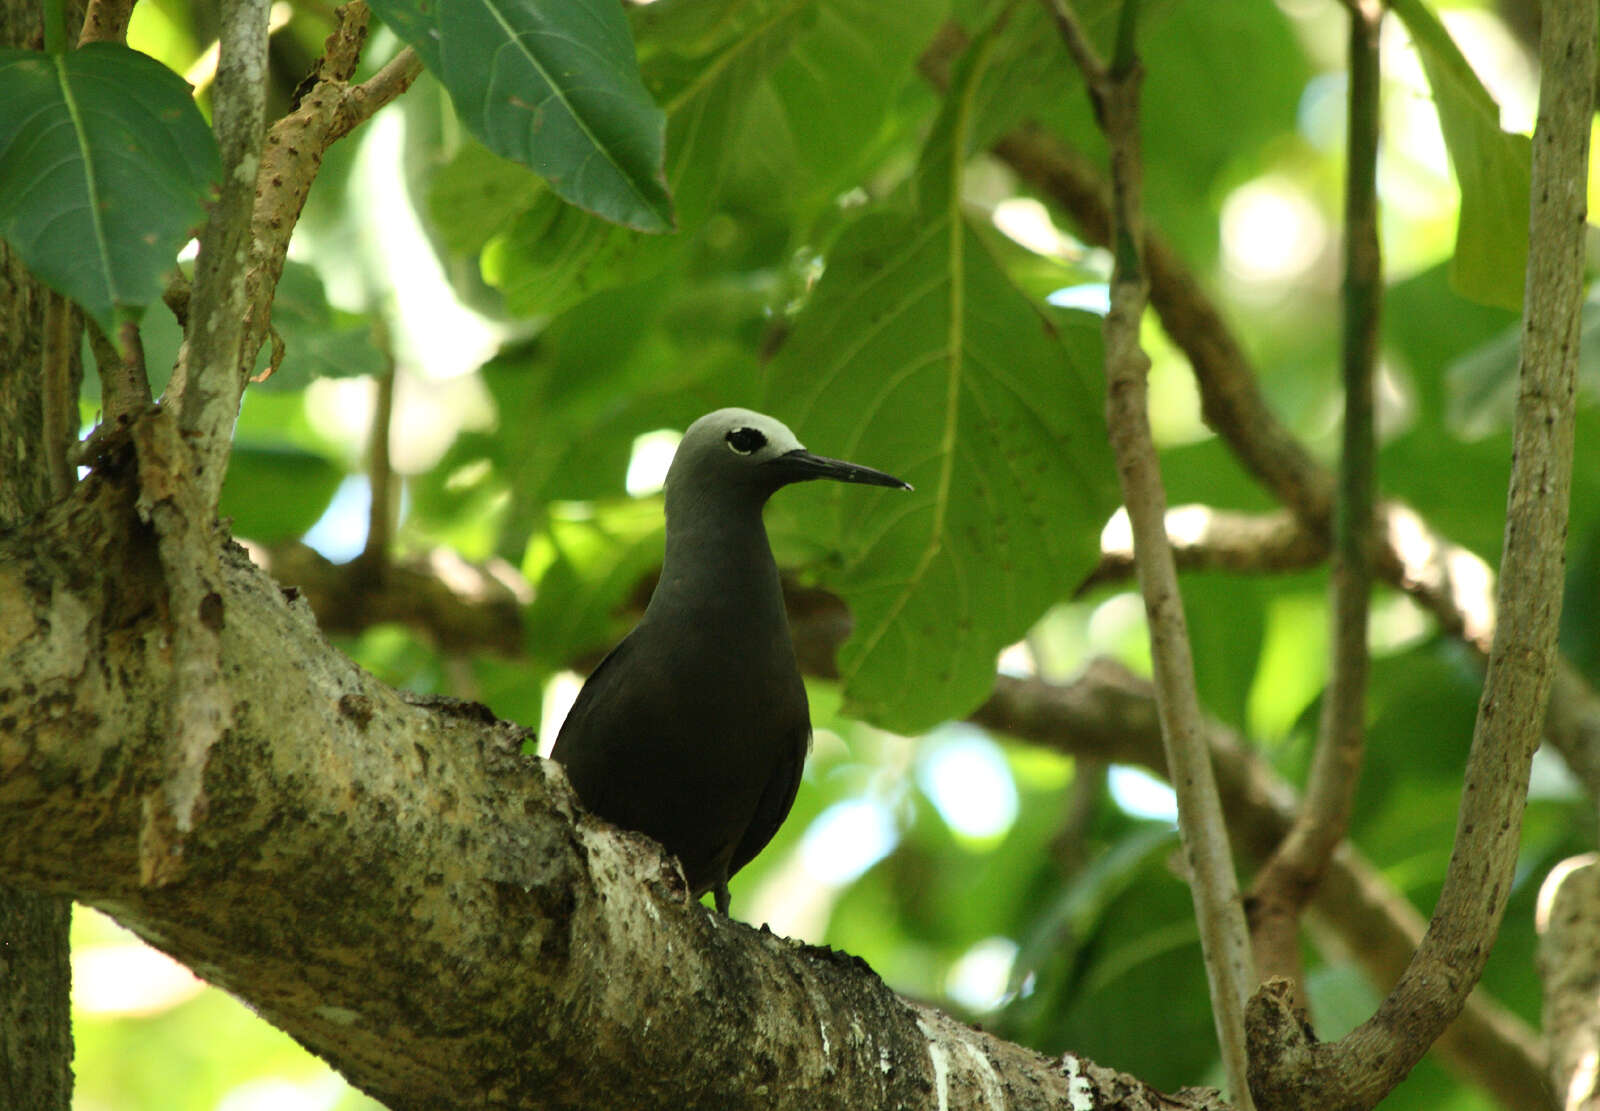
713,880 -> 731,916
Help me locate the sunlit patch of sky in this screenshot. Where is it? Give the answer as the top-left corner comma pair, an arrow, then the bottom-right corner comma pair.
1047,284 -> 1110,315
1108,765 -> 1178,825
302,476 -> 372,563
944,936 -> 1019,1014
626,429 -> 683,496
215,1074 -> 353,1111
800,798 -> 899,885
1220,177 -> 1328,286
538,671 -> 584,758
72,937 -> 204,1017
916,725 -> 1018,842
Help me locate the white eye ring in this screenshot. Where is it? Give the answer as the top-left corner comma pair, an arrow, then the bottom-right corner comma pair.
725,427 -> 766,455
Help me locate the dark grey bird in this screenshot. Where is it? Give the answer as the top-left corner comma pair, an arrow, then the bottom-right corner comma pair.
551,408 -> 911,914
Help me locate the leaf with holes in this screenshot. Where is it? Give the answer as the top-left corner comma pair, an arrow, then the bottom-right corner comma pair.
0,44 -> 218,334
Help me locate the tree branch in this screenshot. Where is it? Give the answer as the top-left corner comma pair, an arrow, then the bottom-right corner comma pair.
332,44 -> 422,142
232,535 -> 1550,1109
1246,0 -> 1382,995
1537,854 -> 1600,1109
84,316 -> 152,428
0,470 -> 1231,1111
361,328 -> 396,565
1042,3 -> 1255,1104
1249,0 -> 1592,1100
167,0 -> 269,508
39,290 -> 78,501
1079,505 -> 1325,593
75,0 -> 132,45
971,662 -> 1551,1111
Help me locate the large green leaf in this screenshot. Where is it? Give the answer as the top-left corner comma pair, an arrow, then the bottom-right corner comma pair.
1391,0 -> 1531,311
470,0 -> 942,319
373,0 -> 672,233
764,25 -> 1117,733
0,44 -> 218,334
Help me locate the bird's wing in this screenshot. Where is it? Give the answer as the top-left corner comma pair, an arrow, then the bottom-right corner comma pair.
726,722 -> 809,881
548,635 -> 638,790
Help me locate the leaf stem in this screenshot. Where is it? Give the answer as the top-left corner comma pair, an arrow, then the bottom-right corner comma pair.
1246,0 -> 1381,998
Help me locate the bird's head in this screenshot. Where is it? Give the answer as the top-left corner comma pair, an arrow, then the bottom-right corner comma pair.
665,409 -> 911,514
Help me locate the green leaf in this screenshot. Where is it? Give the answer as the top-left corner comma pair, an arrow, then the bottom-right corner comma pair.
365,0 -> 444,74
474,0 -> 939,319
427,139 -> 539,257
253,260 -> 386,392
522,498 -> 664,668
1444,299 -> 1600,438
0,44 -> 219,334
1391,0 -> 1531,311
734,0 -> 945,212
413,0 -> 673,233
764,18 -> 1117,733
218,445 -> 344,543
767,212 -> 1115,732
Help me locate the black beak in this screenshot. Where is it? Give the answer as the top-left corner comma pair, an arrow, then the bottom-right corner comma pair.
771,449 -> 913,491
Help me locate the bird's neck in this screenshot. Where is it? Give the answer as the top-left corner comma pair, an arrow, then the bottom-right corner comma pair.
647,501 -> 787,633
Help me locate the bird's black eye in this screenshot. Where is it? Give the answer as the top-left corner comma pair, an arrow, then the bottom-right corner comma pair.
725,427 -> 767,455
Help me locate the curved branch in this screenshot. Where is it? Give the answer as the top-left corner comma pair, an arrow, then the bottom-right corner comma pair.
1249,0 -> 1592,1101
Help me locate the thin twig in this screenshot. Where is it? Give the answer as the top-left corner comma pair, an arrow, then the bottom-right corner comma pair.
85,316 -> 152,426
1248,0 -> 1593,1102
168,0 -> 271,510
361,322 -> 396,564
1041,1 -> 1255,1105
39,292 -> 78,500
76,0 -> 134,45
1246,0 -> 1382,995
333,46 -> 424,141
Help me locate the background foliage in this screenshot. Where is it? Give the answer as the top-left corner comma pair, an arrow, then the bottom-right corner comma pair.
8,0 -> 1594,1107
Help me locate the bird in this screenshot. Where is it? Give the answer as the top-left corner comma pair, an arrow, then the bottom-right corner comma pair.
551,408 -> 911,915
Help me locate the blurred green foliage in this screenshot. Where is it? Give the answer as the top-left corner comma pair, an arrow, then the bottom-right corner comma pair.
38,0 -> 1597,1107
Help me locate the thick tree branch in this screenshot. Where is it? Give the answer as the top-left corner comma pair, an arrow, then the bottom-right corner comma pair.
237,537 -> 1550,1109
0,469 -> 1229,1111
1043,4 -> 1255,1103
1247,0 -> 1381,994
1248,0 -> 1591,1102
